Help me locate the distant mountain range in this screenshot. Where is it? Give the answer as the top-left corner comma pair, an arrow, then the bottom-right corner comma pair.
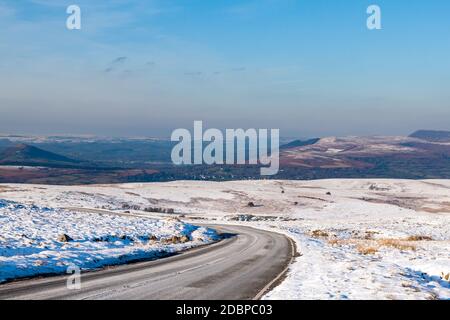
409,130 -> 450,142
0,130 -> 449,184
280,138 -> 320,149
0,144 -> 84,168
0,135 -> 174,167
0,144 -> 158,184
280,135 -> 449,169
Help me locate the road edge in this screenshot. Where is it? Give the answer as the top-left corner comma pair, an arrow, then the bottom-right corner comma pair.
253,234 -> 297,300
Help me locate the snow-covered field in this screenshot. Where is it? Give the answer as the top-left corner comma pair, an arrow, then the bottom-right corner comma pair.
1,179 -> 449,299
0,198 -> 218,283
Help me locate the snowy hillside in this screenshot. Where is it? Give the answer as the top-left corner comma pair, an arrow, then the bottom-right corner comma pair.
1,179 -> 449,299
0,199 -> 217,283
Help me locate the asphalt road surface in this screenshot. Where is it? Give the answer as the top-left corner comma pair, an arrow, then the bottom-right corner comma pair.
0,224 -> 294,300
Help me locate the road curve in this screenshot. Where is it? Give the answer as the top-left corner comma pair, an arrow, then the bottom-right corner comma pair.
0,225 -> 294,300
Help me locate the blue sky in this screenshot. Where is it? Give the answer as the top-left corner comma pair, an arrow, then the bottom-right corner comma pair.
0,0 -> 449,137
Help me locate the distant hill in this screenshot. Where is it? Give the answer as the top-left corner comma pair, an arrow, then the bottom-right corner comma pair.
0,144 -> 84,167
281,138 -> 320,149
0,139 -> 12,149
409,130 -> 450,142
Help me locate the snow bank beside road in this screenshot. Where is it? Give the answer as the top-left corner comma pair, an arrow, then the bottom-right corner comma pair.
0,199 -> 218,283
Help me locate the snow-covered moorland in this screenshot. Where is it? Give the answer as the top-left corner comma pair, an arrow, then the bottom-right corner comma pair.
0,198 -> 218,283
0,179 -> 449,299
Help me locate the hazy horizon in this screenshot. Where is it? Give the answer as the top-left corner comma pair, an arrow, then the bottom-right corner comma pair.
1,0 -> 449,137
0,128 -> 447,141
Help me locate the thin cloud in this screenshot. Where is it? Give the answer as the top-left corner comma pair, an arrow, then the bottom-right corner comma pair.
112,56 -> 127,64
184,71 -> 203,76
104,56 -> 128,73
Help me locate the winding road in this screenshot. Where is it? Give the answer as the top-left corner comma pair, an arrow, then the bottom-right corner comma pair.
0,225 -> 294,300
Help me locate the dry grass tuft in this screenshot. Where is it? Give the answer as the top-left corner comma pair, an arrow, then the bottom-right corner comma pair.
311,230 -> 329,238
0,186 -> 10,192
406,235 -> 433,241
327,237 -> 417,255
328,239 -> 340,246
378,239 -> 416,251
356,245 -> 378,255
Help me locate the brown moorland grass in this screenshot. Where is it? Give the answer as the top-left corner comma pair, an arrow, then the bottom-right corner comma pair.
356,245 -> 378,255
311,230 -> 329,238
377,239 -> 416,251
406,235 -> 433,241
328,237 -> 418,254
